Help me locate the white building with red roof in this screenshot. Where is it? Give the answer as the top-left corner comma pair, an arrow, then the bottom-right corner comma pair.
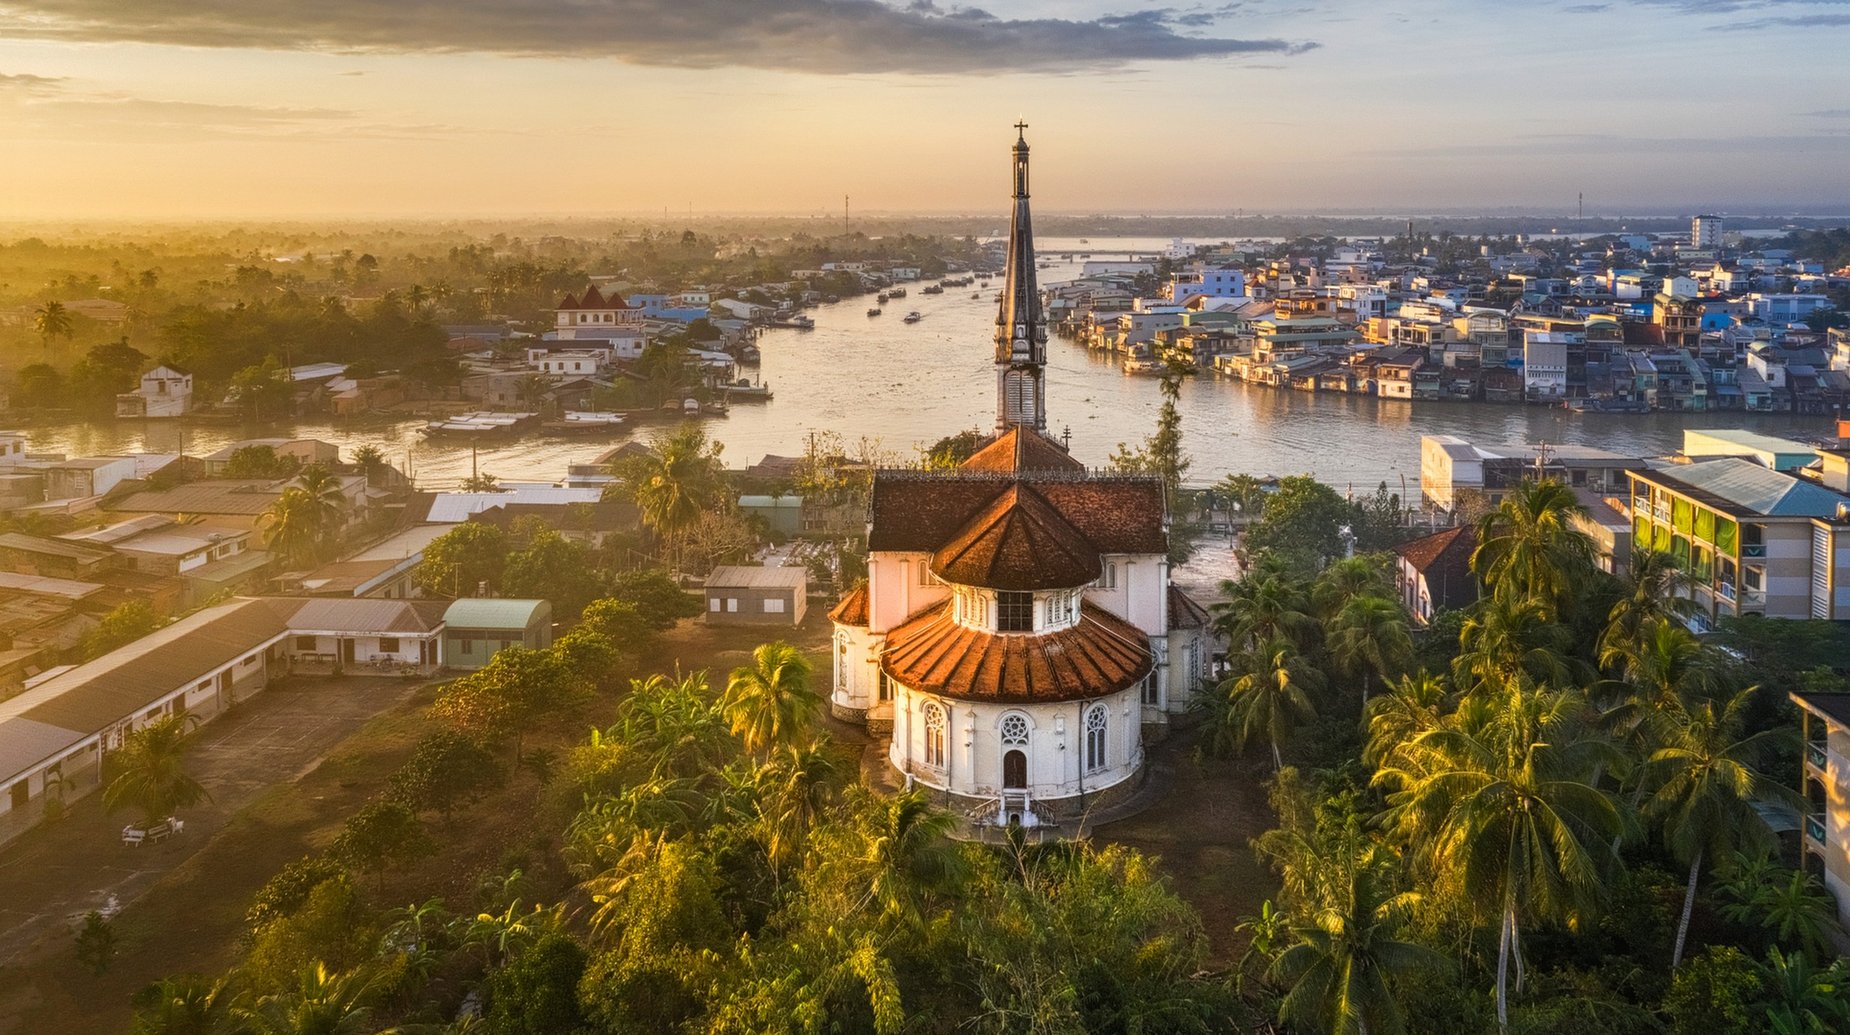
828,128 -> 1211,830
544,285 -> 647,359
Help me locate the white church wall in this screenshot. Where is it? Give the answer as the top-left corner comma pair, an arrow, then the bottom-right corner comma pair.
888,684 -> 1142,805
866,551 -> 948,633
829,624 -> 882,719
1082,553 -> 1168,635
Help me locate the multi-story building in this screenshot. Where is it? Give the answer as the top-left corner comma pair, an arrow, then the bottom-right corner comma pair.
1625,457 -> 1850,623
1691,214 -> 1724,251
1792,692 -> 1850,928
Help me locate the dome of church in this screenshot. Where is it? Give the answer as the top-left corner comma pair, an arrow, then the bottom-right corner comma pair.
929,483 -> 1100,590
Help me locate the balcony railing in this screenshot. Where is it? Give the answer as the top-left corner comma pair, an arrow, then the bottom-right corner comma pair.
1806,814 -> 1827,845
1742,544 -> 1767,559
1808,743 -> 1829,770
1741,589 -> 1767,609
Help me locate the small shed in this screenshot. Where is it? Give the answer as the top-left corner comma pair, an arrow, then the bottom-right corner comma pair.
704,565 -> 807,626
442,598 -> 553,671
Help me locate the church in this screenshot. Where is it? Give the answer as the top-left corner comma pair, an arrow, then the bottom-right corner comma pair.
828,128 -> 1212,829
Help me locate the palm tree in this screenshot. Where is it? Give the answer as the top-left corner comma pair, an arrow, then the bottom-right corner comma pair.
260,488 -> 325,569
34,300 -> 73,349
622,424 -> 723,567
1638,687 -> 1798,968
1217,472 -> 1267,523
1451,595 -> 1573,697
721,641 -> 820,758
862,790 -> 964,929
1362,672 -> 1450,771
1620,618 -> 1719,709
1471,478 -> 1594,618
131,975 -> 243,1035
1218,637 -> 1322,770
1327,593 -> 1412,717
1597,549 -> 1697,675
1375,685 -> 1628,1033
241,962 -> 376,1035
1213,566 -> 1319,654
1269,842 -> 1450,1035
103,715 -> 210,827
405,283 -> 430,315
757,739 -> 841,867
1313,554 -> 1393,620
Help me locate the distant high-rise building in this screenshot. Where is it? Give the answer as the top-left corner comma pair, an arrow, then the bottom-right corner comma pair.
1691,214 -> 1723,250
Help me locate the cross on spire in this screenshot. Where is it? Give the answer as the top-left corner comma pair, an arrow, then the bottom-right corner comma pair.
1014,119 -> 1029,140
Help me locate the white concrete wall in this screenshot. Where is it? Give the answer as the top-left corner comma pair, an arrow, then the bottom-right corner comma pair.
889,684 -> 1141,803
866,551 -> 949,633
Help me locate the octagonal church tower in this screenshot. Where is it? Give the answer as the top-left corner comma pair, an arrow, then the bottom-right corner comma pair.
828,127 -> 1211,829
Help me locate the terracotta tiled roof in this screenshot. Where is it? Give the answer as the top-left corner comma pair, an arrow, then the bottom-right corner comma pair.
1393,525 -> 1478,611
931,483 -> 1100,590
880,601 -> 1153,704
1168,585 -> 1210,630
557,293 -> 579,309
867,471 -> 1165,557
828,583 -> 869,626
961,427 -> 1085,475
580,284 -> 607,308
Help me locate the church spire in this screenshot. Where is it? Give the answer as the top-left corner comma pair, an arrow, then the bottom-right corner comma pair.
995,122 -> 1048,433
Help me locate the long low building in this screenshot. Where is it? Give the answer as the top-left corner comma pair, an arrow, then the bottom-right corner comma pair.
0,595 -> 457,846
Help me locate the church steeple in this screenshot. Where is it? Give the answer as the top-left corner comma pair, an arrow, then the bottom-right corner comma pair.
995,122 -> 1048,433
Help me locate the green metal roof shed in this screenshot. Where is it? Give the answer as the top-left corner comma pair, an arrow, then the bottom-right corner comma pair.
441,598 -> 553,671
443,599 -> 550,629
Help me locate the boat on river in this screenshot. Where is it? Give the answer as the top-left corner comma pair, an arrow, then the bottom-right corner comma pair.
720,378 -> 773,402
422,411 -> 538,437
921,284 -> 944,295
903,311 -> 923,323
542,411 -> 628,434
867,306 -> 882,317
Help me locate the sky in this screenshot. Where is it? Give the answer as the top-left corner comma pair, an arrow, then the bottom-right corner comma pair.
0,0 -> 1846,220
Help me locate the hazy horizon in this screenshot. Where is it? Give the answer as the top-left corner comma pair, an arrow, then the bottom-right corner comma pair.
3,1 -> 1849,220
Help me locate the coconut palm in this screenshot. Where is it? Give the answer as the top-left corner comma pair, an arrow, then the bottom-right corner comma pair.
1363,672 -> 1450,770
756,739 -> 841,867
1327,593 -> 1412,717
1269,842 -> 1450,1035
1471,478 -> 1594,618
1217,637 -> 1322,770
103,715 -> 210,827
721,641 -> 820,758
1451,595 -> 1574,697
260,487 -> 326,568
1375,684 -> 1628,1033
862,789 -> 964,929
34,300 -> 73,349
1213,566 -> 1319,654
1621,617 -> 1720,709
1638,686 -> 1798,968
1312,554 -> 1394,620
1597,549 -> 1697,675
622,424 -> 723,566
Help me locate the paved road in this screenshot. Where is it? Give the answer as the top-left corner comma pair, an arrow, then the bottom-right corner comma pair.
0,675 -> 421,968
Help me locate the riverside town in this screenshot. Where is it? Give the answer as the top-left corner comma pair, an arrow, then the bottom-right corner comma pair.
3,4 -> 1850,1034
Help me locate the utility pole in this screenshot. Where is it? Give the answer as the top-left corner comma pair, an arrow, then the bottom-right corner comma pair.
844,194 -> 850,236
1578,192 -> 1584,220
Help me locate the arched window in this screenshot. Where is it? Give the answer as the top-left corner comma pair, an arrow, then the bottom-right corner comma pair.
1084,705 -> 1107,773
924,703 -> 947,768
1000,712 -> 1030,746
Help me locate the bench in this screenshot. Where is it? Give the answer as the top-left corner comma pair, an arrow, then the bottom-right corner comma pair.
121,817 -> 184,846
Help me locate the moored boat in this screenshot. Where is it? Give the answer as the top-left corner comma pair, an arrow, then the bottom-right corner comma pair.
903,311 -> 923,323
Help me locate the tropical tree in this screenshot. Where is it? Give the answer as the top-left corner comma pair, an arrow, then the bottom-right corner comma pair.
1327,593 -> 1412,716
1471,478 -> 1595,618
722,641 -> 820,759
241,962 -> 376,1035
861,789 -> 964,929
1216,472 -> 1268,522
259,465 -> 347,568
1598,548 -> 1698,674
1312,553 -> 1394,620
756,740 -> 842,867
1215,637 -> 1322,769
618,422 -> 725,566
1362,672 -> 1450,770
1760,946 -> 1850,1034
1451,595 -> 1573,697
34,300 -> 73,348
1212,564 -> 1318,653
131,975 -> 243,1034
1375,685 -> 1628,1032
103,715 -> 210,827
415,521 -> 507,597
1639,687 -> 1798,968
1269,841 -> 1449,1035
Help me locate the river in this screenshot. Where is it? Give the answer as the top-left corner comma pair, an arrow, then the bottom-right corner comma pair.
15,239 -> 1822,494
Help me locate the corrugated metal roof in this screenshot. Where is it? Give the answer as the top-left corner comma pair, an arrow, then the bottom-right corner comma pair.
424,487 -> 604,523
103,481 -> 285,516
1648,458 -> 1848,517
442,598 -> 549,629
706,565 -> 807,590
285,598 -> 449,634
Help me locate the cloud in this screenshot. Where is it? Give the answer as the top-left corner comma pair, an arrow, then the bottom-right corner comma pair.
0,71 -> 66,94
1803,108 -> 1850,118
1713,11 -> 1850,29
0,0 -> 1314,74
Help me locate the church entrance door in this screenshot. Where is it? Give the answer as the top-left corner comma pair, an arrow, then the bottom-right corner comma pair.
1002,749 -> 1027,789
